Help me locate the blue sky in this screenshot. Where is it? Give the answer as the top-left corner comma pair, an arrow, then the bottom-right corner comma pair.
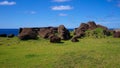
0,0 -> 120,28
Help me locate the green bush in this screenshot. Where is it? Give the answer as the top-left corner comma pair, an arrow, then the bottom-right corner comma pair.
85,28 -> 106,38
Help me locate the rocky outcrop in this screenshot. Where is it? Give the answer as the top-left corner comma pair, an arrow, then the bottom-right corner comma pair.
88,21 -> 97,30
17,21 -> 114,42
58,25 -> 70,40
18,28 -> 38,40
73,21 -> 112,39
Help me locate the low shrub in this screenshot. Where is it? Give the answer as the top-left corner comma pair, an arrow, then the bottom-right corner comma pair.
85,28 -> 106,38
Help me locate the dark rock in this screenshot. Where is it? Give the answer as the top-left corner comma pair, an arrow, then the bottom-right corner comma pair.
58,25 -> 70,40
73,21 -> 110,38
113,31 -> 120,38
49,27 -> 58,33
50,35 -> 61,43
74,23 -> 89,38
18,28 -> 38,40
79,23 -> 89,31
38,28 -> 54,39
8,34 -> 15,38
71,36 -> 79,42
73,28 -> 78,35
19,28 -> 23,33
19,27 -> 58,34
18,27 -> 58,39
103,30 -> 111,36
0,34 -> 7,37
87,21 -> 97,30
74,28 -> 86,38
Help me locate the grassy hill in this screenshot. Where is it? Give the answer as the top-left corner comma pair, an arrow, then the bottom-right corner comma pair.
0,37 -> 120,68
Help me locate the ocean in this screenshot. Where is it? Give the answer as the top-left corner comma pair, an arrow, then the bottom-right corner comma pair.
0,29 -> 19,36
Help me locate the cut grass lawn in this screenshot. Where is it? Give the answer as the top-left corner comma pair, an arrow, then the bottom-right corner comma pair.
0,37 -> 120,68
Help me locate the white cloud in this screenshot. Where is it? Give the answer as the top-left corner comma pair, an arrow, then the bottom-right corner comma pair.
53,0 -> 71,2
0,1 -> 16,6
59,13 -> 68,16
51,5 -> 73,10
25,11 -> 37,14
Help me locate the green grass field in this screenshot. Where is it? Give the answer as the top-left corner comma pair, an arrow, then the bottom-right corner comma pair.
0,37 -> 120,68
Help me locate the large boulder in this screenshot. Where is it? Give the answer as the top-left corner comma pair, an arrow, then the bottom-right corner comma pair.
113,31 -> 120,38
18,28 -> 38,40
87,21 -> 97,30
58,25 -> 70,40
74,29 -> 85,38
74,23 -> 88,38
49,27 -> 58,33
73,21 -> 111,39
49,34 -> 61,43
0,34 -> 7,37
71,36 -> 79,42
73,28 -> 78,35
38,28 -> 54,39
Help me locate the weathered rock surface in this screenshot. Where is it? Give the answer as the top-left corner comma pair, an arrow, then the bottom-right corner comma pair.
71,36 -> 79,42
87,21 -> 97,30
49,34 -> 61,43
38,28 -> 54,39
18,28 -> 38,40
58,25 -> 70,40
74,23 -> 88,38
